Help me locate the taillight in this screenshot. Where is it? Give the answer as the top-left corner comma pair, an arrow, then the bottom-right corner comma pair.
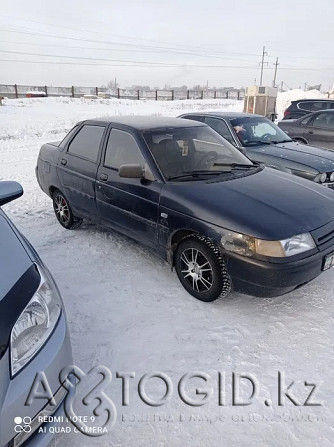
284,110 -> 291,118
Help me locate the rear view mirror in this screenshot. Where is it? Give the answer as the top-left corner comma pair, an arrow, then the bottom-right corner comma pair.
0,181 -> 23,206
119,164 -> 155,181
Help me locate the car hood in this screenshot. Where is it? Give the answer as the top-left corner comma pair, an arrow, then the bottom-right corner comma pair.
161,168 -> 334,240
250,141 -> 334,172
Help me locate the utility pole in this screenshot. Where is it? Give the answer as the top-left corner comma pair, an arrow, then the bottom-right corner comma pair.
273,57 -> 279,88
259,46 -> 268,86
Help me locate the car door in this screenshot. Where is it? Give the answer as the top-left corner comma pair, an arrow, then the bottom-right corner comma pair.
96,127 -> 162,248
304,112 -> 334,149
57,123 -> 107,218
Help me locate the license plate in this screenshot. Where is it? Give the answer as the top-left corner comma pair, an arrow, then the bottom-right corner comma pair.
323,252 -> 334,271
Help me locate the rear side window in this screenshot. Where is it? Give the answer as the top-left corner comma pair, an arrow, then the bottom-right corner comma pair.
183,115 -> 205,123
204,117 -> 234,144
300,116 -> 313,125
68,125 -> 105,161
105,129 -> 145,169
60,125 -> 79,148
298,101 -> 332,112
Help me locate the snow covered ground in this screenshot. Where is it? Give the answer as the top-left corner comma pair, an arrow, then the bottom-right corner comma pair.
1,96 -> 333,447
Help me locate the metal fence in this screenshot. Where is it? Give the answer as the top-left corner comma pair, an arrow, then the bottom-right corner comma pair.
0,84 -> 245,101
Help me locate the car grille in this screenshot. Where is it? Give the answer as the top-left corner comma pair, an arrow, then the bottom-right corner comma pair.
312,221 -> 334,251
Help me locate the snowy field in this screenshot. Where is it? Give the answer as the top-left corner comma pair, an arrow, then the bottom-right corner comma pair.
1,94 -> 333,447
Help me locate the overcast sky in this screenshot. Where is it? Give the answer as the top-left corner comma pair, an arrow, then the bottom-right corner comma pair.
0,0 -> 333,90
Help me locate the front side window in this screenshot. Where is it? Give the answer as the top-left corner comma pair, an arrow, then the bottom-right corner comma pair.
143,126 -> 252,180
68,125 -> 105,161
204,117 -> 235,144
230,117 -> 292,147
311,112 -> 334,129
105,129 -> 145,169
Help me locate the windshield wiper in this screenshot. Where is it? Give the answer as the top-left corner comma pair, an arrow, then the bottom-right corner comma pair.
168,170 -> 228,181
213,163 -> 255,170
244,140 -> 272,146
271,139 -> 292,144
168,165 -> 257,181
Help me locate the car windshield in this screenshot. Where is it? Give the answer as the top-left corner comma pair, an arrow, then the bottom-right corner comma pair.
143,126 -> 253,180
230,116 -> 292,147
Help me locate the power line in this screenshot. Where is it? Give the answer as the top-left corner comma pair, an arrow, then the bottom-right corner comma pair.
0,58 -> 329,72
0,49 -> 262,67
0,40 -> 261,63
0,15 -> 263,57
0,25 -> 262,60
0,58 -> 264,69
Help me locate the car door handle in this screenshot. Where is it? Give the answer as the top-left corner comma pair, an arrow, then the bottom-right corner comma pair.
99,173 -> 108,181
61,159 -> 67,166
307,131 -> 313,134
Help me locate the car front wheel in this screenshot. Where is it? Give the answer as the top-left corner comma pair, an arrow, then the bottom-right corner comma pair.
52,190 -> 83,229
174,235 -> 231,302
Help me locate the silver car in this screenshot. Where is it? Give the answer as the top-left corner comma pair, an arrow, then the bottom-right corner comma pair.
0,181 -> 72,447
278,109 -> 334,150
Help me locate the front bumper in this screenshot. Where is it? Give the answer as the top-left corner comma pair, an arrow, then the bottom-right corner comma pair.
0,313 -> 72,447
10,384 -> 68,447
226,244 -> 334,297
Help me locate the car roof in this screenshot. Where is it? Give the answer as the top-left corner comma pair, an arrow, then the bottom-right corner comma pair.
83,116 -> 206,130
180,112 -> 265,120
291,99 -> 334,103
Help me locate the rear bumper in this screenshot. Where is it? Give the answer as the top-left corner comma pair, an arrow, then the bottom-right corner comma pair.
226,245 -> 334,297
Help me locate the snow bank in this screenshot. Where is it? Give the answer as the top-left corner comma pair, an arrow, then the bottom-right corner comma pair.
0,96 -> 242,141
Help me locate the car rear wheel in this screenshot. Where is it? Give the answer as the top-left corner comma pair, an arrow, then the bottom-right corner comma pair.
174,235 -> 231,302
52,190 -> 83,230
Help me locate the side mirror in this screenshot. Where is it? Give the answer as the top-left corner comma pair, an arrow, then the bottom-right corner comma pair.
0,181 -> 23,206
119,164 -> 144,178
118,164 -> 155,181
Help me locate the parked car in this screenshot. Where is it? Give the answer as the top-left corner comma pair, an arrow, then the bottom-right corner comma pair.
0,181 -> 73,447
282,98 -> 334,120
179,112 -> 334,186
278,110 -> 334,150
36,116 -> 334,302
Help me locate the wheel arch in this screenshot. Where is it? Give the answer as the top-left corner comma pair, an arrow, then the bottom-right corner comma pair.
168,229 -> 200,266
293,137 -> 308,144
49,185 -> 58,198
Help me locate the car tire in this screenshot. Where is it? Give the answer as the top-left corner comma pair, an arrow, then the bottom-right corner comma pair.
174,235 -> 231,302
52,190 -> 83,230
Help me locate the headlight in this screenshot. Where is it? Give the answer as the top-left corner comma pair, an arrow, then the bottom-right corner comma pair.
330,172 -> 334,182
221,230 -> 315,258
10,265 -> 62,376
315,173 -> 327,183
